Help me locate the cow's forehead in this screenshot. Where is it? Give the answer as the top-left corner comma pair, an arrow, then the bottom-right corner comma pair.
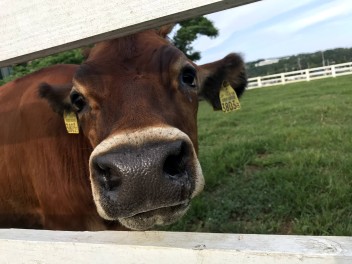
85,30 -> 184,65
72,30 -> 192,95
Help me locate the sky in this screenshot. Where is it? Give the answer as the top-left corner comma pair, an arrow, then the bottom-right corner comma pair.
181,0 -> 352,64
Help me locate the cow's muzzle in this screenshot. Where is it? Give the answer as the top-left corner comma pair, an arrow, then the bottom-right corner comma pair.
92,140 -> 191,196
89,128 -> 204,230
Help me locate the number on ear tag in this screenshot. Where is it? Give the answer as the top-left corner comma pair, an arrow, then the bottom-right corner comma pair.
63,110 -> 79,134
219,81 -> 241,113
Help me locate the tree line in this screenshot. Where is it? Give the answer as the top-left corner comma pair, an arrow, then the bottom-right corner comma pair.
246,47 -> 352,78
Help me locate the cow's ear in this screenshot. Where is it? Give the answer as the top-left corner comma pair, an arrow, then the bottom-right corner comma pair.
198,53 -> 247,110
157,24 -> 175,38
82,47 -> 92,59
38,82 -> 73,115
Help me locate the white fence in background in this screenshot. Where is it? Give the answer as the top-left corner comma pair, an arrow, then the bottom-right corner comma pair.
248,62 -> 352,89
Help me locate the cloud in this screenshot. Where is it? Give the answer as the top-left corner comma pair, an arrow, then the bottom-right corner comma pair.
193,0 -> 317,53
265,0 -> 352,35
194,0 -> 352,64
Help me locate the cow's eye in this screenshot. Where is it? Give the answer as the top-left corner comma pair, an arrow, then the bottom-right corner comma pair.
181,67 -> 197,88
70,91 -> 86,113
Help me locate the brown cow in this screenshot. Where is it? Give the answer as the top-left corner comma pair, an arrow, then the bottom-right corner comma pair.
0,26 -> 246,231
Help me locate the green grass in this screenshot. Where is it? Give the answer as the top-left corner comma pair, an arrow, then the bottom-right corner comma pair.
161,75 -> 352,235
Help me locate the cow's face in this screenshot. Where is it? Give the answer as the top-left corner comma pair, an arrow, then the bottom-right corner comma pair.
39,26 -> 247,230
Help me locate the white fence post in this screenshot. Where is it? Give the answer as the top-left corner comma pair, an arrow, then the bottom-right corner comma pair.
257,77 -> 262,87
331,65 -> 336,77
305,69 -> 310,81
281,73 -> 286,84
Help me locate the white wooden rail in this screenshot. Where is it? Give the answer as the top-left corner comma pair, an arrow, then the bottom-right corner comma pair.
0,0 -> 259,67
248,62 -> 352,89
1,229 -> 352,263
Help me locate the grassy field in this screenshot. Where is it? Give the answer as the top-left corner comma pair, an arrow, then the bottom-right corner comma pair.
162,75 -> 352,235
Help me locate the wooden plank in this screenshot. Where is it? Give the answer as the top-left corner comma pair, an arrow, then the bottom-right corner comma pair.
0,0 -> 260,67
0,229 -> 351,263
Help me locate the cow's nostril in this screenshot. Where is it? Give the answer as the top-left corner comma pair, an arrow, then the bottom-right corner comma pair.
93,159 -> 121,191
163,141 -> 188,179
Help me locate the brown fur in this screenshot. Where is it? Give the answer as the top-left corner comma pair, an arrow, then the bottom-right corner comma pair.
0,29 -> 246,230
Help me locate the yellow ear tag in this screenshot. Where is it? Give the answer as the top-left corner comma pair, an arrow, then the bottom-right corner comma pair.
219,81 -> 241,113
63,110 -> 79,134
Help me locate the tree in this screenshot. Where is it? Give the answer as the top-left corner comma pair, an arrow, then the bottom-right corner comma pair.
172,16 -> 218,61
0,49 -> 84,85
